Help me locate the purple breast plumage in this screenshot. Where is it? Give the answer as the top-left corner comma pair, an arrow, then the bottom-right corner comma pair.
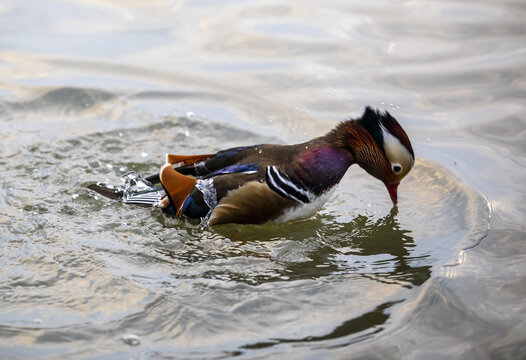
295,146 -> 351,195
266,146 -> 351,203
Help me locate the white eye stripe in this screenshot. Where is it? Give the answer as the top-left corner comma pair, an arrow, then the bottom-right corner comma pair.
381,125 -> 413,174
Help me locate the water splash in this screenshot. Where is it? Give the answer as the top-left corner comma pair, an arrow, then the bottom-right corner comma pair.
121,334 -> 141,346
90,172 -> 165,206
121,172 -> 165,206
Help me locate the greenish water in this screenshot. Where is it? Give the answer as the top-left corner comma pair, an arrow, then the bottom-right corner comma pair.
0,1 -> 525,359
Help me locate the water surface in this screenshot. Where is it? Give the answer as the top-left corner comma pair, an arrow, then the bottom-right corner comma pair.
1,0 -> 525,359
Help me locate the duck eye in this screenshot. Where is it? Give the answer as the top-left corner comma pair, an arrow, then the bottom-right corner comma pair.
392,164 -> 402,173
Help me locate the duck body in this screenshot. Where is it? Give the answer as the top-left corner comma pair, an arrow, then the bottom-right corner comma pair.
167,141 -> 351,225
155,106 -> 414,225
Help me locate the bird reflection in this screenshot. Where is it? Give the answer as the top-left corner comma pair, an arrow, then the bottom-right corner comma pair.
156,208 -> 429,287
181,207 -> 431,287
328,207 -> 431,287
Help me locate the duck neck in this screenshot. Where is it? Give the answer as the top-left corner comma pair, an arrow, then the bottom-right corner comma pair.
324,119 -> 371,164
291,126 -> 357,195
324,119 -> 389,183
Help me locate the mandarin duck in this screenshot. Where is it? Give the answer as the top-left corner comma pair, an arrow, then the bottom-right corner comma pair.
90,107 -> 414,225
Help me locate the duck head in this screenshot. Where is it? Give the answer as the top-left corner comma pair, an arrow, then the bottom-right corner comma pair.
340,107 -> 415,205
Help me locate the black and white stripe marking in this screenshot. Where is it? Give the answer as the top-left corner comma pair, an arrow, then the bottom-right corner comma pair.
265,166 -> 313,203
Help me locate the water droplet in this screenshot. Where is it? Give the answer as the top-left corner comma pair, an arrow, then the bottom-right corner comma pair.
258,149 -> 262,154
141,152 -> 148,158
119,167 -> 125,172
305,146 -> 309,149
106,164 -> 113,170
94,196 -> 99,200
71,193 -> 79,199
121,334 -> 140,346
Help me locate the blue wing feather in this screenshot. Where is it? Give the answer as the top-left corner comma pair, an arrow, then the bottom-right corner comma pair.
202,162 -> 259,179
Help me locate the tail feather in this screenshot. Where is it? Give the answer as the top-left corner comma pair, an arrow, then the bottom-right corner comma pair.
87,183 -> 122,200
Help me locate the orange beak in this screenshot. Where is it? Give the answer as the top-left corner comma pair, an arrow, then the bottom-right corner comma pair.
385,183 -> 399,205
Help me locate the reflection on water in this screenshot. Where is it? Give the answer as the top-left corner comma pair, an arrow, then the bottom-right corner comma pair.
158,207 -> 431,288
243,300 -> 402,350
328,208 -> 431,287
1,0 -> 525,358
